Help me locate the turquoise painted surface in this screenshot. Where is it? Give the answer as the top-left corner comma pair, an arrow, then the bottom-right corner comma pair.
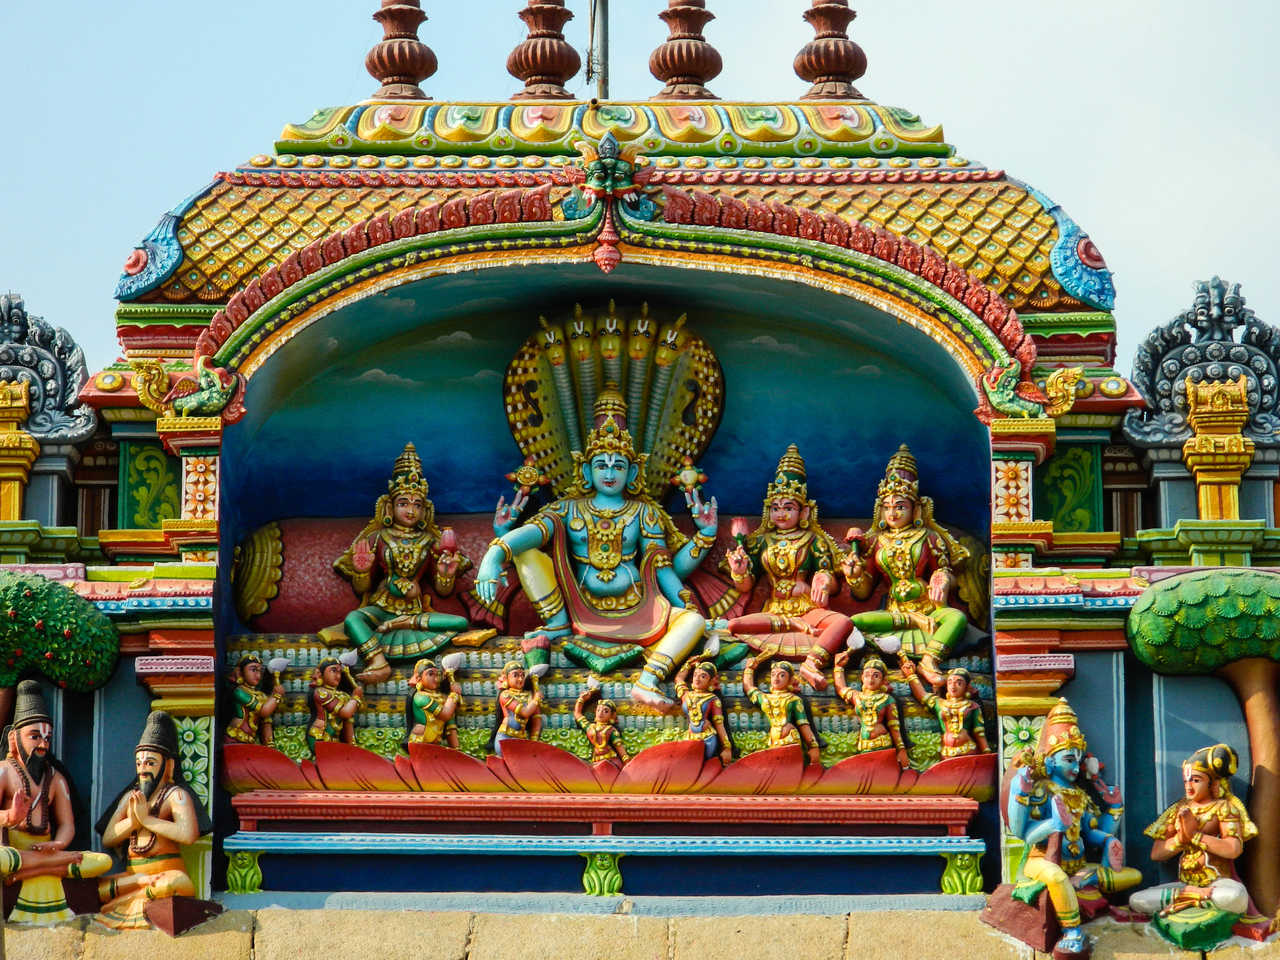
222,264 -> 990,537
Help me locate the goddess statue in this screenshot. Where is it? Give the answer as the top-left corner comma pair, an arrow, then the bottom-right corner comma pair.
306,657 -> 363,754
1129,745 -> 1255,926
224,654 -> 284,746
832,652 -> 910,768
335,443 -> 471,683
842,445 -> 972,689
477,388 -> 718,709
573,688 -> 629,766
1004,698 -> 1141,957
673,659 -> 733,763
742,658 -> 821,765
492,661 -> 543,757
404,658 -> 461,749
899,659 -> 989,759
722,445 -> 855,690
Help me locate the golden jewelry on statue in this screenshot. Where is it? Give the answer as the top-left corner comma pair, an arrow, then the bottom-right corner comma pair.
489,537 -> 515,565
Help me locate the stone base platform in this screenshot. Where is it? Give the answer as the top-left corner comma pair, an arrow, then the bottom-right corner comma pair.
6,902 -> 1270,960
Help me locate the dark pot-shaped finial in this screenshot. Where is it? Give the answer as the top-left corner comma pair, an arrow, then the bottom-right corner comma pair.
508,0 -> 581,99
649,0 -> 722,100
366,0 -> 438,100
795,0 -> 866,100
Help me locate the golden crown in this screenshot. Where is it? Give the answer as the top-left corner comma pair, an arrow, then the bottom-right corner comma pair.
1038,698 -> 1087,756
876,443 -> 919,501
388,442 -> 430,499
766,444 -> 809,503
583,386 -> 638,463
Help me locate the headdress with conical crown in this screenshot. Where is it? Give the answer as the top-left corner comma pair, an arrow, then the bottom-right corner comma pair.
388,442 -> 430,500
766,444 -> 809,505
136,710 -> 180,759
877,444 -> 920,503
572,386 -> 647,494
12,679 -> 51,731
1036,698 -> 1087,758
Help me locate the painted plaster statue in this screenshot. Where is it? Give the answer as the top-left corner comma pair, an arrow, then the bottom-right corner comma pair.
722,445 -> 854,690
95,711 -> 210,930
832,652 -> 910,769
335,443 -> 471,683
0,681 -> 111,924
1129,745 -> 1256,949
404,658 -> 461,749
673,658 -> 733,763
742,658 -> 821,765
899,659 -> 989,759
492,661 -> 543,757
224,654 -> 284,746
842,445 -> 971,689
307,655 -> 363,754
478,388 -> 718,709
573,687 -> 629,766
1004,699 -> 1141,958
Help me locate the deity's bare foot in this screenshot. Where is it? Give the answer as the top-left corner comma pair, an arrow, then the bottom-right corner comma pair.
357,652 -> 393,684
799,658 -> 829,691
918,654 -> 945,691
630,683 -> 679,714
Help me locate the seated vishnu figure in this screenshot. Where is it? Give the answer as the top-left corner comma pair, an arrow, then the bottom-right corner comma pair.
404,658 -> 461,749
721,445 -> 854,691
96,711 -> 210,930
743,658 -> 821,765
307,657 -> 363,754
573,687 -> 629,766
674,659 -> 733,764
224,654 -> 284,746
841,445 -> 971,689
335,442 -> 471,683
833,652 -> 910,769
1129,744 -> 1255,919
477,388 -> 719,709
0,681 -> 111,924
1005,699 -> 1141,957
899,658 -> 989,759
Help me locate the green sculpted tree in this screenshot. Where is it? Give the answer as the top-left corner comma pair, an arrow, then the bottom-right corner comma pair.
1127,569 -> 1280,915
0,571 -> 119,725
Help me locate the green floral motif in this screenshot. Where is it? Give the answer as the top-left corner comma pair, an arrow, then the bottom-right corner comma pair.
1001,715 -> 1044,752
122,442 -> 180,529
1037,446 -> 1098,532
176,716 -> 212,810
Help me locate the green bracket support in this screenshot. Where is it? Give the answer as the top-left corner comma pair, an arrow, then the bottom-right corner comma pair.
940,851 -> 983,895
226,850 -> 263,895
580,851 -> 624,896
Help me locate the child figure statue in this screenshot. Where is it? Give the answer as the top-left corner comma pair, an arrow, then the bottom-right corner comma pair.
573,687 -> 629,766
1003,698 -> 1141,958
224,655 -> 284,746
900,658 -> 989,759
492,661 -> 544,757
742,658 -> 821,765
404,658 -> 462,749
673,659 -> 733,764
306,656 -> 363,755
1128,744 -> 1256,950
832,651 -> 910,769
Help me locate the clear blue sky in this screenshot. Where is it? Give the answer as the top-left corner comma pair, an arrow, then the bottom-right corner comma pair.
1,0 -> 1277,374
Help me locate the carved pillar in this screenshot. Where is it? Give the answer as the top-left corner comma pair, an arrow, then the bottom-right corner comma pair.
366,0 -> 438,100
649,0 -> 722,100
794,0 -> 866,100
0,382 -> 40,522
508,0 -> 580,99
1182,375 -> 1254,521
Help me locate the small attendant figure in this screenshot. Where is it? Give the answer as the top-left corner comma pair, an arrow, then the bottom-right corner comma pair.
1129,745 -> 1255,924
492,661 -> 543,757
573,687 -> 629,766
832,651 -> 910,769
742,658 -> 821,765
674,659 -> 733,764
307,655 -> 364,755
404,658 -> 462,749
899,659 -> 989,759
224,654 -> 285,746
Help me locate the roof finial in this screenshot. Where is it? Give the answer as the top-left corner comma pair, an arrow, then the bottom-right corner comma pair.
508,0 -> 581,100
365,0 -> 438,100
795,0 -> 866,100
649,0 -> 722,101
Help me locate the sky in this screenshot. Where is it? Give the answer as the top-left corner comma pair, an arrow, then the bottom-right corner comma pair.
1,0 -> 1277,376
